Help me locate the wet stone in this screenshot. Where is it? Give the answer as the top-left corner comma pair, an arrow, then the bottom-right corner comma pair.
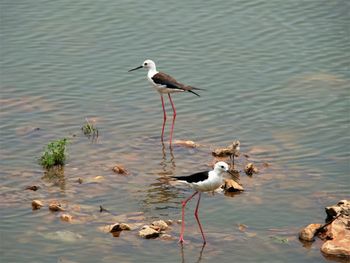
223,179 -> 244,192
139,225 -> 160,239
112,165 -> 129,175
32,200 -> 44,210
299,223 -> 322,242
49,201 -> 65,212
151,220 -> 168,231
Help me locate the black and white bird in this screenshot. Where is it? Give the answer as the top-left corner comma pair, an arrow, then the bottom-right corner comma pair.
172,161 -> 238,244
128,59 -> 202,146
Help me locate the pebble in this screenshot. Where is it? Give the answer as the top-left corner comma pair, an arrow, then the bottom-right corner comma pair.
49,201 -> 65,212
112,165 -> 129,175
32,200 -> 44,210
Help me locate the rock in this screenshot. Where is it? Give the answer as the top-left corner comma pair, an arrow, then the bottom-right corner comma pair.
139,225 -> 160,239
60,214 -> 73,222
325,200 -> 350,221
212,140 -> 240,157
244,163 -> 258,176
49,201 -> 65,212
299,223 -> 322,242
112,165 -> 129,175
173,140 -> 199,148
223,179 -> 244,192
299,200 -> 350,260
151,220 -> 168,231
32,200 -> 44,210
320,214 -> 350,258
26,185 -> 40,191
110,223 -> 131,232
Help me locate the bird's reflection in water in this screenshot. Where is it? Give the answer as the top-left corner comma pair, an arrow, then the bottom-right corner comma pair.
159,142 -> 176,176
141,143 -> 179,212
180,243 -> 206,263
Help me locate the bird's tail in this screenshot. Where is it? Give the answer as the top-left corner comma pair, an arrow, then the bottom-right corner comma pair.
186,86 -> 204,97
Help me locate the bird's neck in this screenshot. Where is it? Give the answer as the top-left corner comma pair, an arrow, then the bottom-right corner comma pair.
147,68 -> 158,78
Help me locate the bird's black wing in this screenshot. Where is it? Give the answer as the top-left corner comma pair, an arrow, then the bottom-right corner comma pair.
172,171 -> 209,183
152,72 -> 185,90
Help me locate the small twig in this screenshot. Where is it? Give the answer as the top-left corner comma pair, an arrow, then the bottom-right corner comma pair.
314,214 -> 342,236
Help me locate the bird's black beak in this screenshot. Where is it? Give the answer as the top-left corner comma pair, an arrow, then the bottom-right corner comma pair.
128,65 -> 143,72
227,170 -> 240,182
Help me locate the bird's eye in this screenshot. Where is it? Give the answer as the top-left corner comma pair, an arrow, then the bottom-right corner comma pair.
221,166 -> 225,169
144,63 -> 148,66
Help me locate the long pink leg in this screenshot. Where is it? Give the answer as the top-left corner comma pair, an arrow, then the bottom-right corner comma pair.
179,191 -> 198,243
194,192 -> 206,244
160,95 -> 167,141
168,94 -> 176,146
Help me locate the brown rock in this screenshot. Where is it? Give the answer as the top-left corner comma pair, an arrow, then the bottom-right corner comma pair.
60,214 -> 73,222
325,200 -> 350,220
110,223 -> 131,232
299,223 -> 322,242
212,140 -> 240,157
32,200 -> 44,210
244,163 -> 258,176
49,201 -> 65,212
151,220 -> 168,231
223,179 -> 244,192
139,225 -> 160,239
320,215 -> 350,258
112,165 -> 129,175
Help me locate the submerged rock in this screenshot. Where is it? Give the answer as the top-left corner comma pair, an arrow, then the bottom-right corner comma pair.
49,201 -> 65,212
112,164 -> 129,175
139,225 -> 160,239
173,140 -> 199,148
299,223 -> 322,242
60,214 -> 73,222
32,200 -> 44,210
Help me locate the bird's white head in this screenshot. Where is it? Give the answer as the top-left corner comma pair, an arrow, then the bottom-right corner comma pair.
213,161 -> 230,174
128,59 -> 156,72
142,59 -> 156,70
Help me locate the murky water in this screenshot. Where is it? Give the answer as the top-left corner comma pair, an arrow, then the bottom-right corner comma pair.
1,0 -> 349,262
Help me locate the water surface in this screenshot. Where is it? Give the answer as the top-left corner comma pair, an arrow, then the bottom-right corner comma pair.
1,0 -> 349,262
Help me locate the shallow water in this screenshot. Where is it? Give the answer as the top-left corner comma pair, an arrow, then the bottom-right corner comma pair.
1,0 -> 349,262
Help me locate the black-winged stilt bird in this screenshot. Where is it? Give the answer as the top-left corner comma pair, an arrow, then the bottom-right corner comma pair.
172,161 -> 238,244
128,60 -> 202,146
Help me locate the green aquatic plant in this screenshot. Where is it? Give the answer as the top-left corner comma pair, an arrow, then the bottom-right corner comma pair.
82,118 -> 99,137
39,138 -> 68,169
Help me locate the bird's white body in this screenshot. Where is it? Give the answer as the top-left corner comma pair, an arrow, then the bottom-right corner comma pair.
190,170 -> 224,192
176,162 -> 231,192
